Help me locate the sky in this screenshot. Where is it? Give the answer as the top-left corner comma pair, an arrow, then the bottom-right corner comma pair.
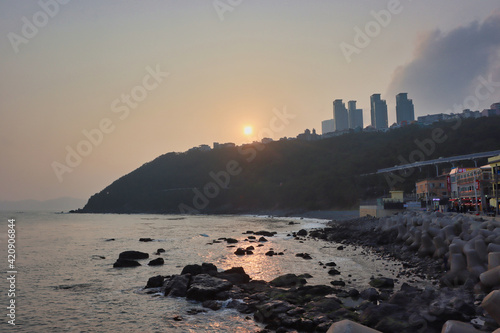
1,0 -> 500,203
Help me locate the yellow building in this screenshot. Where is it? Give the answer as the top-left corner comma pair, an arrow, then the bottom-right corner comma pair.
488,155 -> 500,214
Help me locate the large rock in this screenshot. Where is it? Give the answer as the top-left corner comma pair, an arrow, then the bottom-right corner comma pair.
217,267 -> 250,284
145,275 -> 164,289
113,258 -> 141,267
369,277 -> 394,289
163,274 -> 191,297
270,273 -> 307,288
118,250 -> 149,260
186,274 -> 233,301
147,258 -> 164,266
180,263 -> 217,276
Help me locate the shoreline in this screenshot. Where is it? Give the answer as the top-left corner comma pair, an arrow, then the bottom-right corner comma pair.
138,211 -> 500,332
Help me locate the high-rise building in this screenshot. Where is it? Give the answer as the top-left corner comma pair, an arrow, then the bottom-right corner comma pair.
396,93 -> 415,124
370,94 -> 388,129
321,119 -> 335,134
347,100 -> 363,129
333,99 -> 349,131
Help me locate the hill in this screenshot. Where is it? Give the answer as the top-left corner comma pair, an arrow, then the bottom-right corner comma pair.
76,117 -> 500,214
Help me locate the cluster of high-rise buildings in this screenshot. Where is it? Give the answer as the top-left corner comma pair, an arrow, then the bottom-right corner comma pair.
322,93 -> 415,135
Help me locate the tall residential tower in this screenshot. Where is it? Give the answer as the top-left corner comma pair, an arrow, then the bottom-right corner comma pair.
333,99 -> 349,131
347,100 -> 363,129
396,93 -> 415,124
370,94 -> 388,129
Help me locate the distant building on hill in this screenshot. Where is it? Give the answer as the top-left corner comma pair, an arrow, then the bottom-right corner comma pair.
297,128 -> 320,141
213,142 -> 236,149
370,94 -> 388,129
321,119 -> 335,134
348,100 -> 363,129
396,93 -> 415,124
333,99 -> 349,131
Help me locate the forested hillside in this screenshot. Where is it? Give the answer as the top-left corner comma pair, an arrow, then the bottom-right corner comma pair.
76,117 -> 500,214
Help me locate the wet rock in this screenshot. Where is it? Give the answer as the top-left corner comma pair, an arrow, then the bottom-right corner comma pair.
139,237 -> 153,242
105,238 -> 115,241
359,303 -> 402,327
259,237 -> 268,242
226,238 -> 239,244
201,263 -> 218,275
369,277 -> 394,289
254,231 -> 276,237
181,264 -> 203,276
202,300 -> 222,311
254,300 -> 294,322
248,236 -> 256,240
147,257 -> 164,266
186,274 -> 233,301
307,297 -> 342,313
325,262 -> 337,267
360,288 -> 379,301
113,259 -> 141,267
155,248 -> 165,255
296,253 -> 312,260
270,274 -> 307,288
173,315 -> 183,321
145,275 -> 164,288
337,245 -> 344,250
234,248 -> 247,255
217,267 -> 250,285
118,250 -> 149,260
297,229 -> 308,236
163,274 -> 191,297
265,250 -> 275,256
331,280 -> 346,287
328,269 -> 341,276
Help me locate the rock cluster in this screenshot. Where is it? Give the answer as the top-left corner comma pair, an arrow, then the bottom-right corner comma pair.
375,211 -> 500,291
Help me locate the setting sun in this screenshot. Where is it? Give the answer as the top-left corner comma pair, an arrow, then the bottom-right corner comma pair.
243,126 -> 253,136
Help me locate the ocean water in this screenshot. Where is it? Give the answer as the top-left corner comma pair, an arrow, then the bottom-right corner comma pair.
0,212 -> 430,332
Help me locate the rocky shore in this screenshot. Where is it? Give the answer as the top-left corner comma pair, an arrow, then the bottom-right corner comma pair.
137,212 -> 500,333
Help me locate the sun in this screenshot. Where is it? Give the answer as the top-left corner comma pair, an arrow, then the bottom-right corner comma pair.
243,126 -> 253,136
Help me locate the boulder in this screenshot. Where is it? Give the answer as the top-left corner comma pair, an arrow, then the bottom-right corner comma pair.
225,238 -> 238,244
254,231 -> 276,237
118,250 -> 149,260
326,319 -> 382,333
145,275 -> 164,288
328,269 -> 341,276
369,277 -> 394,289
360,288 -> 379,302
113,258 -> 141,267
147,257 -> 164,266
217,267 -> 250,285
297,229 -> 308,236
163,274 -> 191,297
186,274 -> 233,301
270,273 -> 307,287
234,248 -> 247,255
181,264 -> 203,275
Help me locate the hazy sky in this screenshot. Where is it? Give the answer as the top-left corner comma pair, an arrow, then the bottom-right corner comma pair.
1,1 -> 500,202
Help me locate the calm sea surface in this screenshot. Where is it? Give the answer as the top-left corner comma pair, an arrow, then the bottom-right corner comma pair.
0,211 -> 429,332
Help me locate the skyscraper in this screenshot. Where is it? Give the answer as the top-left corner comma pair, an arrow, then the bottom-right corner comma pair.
348,100 -> 363,129
333,99 -> 349,131
396,93 -> 415,124
370,94 -> 388,129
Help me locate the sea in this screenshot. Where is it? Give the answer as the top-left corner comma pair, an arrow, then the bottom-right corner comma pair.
0,211 -> 430,332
